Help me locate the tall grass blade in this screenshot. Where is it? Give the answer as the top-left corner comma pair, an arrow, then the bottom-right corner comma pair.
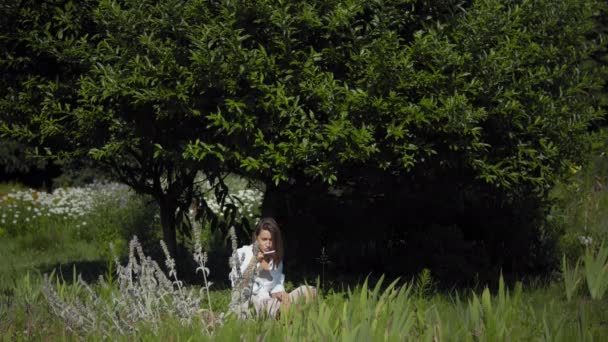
415,268 -> 432,298
584,243 -> 608,299
562,254 -> 582,301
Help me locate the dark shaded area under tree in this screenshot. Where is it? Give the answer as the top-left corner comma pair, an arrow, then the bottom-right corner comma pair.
262,167 -> 556,287
0,139 -> 62,190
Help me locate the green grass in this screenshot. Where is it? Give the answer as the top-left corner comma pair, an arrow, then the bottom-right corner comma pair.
1,180 -> 608,340
0,237 -> 102,280
79,280 -> 608,340
0,182 -> 27,196
2,266 -> 607,340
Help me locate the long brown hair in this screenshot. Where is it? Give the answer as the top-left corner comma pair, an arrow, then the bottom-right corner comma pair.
252,217 -> 284,266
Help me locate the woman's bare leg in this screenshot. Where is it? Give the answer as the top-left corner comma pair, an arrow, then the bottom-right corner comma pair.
289,285 -> 316,304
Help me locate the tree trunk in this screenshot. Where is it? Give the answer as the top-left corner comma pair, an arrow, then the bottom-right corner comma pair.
159,197 -> 178,259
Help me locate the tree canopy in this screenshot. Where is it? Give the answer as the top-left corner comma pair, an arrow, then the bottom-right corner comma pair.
1,0 -> 605,277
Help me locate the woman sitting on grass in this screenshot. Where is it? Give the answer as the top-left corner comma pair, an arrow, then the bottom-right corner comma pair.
230,217 -> 315,319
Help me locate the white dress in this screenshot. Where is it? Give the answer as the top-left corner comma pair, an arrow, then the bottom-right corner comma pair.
229,244 -> 286,317
229,244 -> 316,318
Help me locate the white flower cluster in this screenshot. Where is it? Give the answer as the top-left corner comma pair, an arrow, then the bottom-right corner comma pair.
578,235 -> 593,247
204,189 -> 262,223
0,181 -> 133,229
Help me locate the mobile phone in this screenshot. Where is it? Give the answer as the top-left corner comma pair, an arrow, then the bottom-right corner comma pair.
263,250 -> 276,255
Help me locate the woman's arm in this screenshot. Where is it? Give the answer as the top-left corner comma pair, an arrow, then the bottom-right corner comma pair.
270,262 -> 289,303
270,262 -> 286,294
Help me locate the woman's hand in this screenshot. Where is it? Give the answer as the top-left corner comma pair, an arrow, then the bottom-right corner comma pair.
256,251 -> 271,270
256,251 -> 264,263
272,291 -> 290,304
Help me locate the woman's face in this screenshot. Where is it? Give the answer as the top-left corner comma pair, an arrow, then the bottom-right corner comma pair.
256,229 -> 273,252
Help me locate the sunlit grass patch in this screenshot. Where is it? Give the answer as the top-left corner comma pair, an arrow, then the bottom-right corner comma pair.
0,182 -> 27,196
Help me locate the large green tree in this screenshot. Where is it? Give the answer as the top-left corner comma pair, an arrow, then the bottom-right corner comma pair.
1,0 -> 605,273
0,0 -> 377,256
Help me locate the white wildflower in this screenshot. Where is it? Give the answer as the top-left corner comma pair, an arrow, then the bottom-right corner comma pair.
578,235 -> 593,247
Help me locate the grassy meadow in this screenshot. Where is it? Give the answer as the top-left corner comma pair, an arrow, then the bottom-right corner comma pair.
1,171 -> 608,340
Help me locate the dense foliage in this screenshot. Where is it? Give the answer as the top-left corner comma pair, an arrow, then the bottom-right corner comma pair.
252,0 -> 607,278
1,0 -> 606,277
